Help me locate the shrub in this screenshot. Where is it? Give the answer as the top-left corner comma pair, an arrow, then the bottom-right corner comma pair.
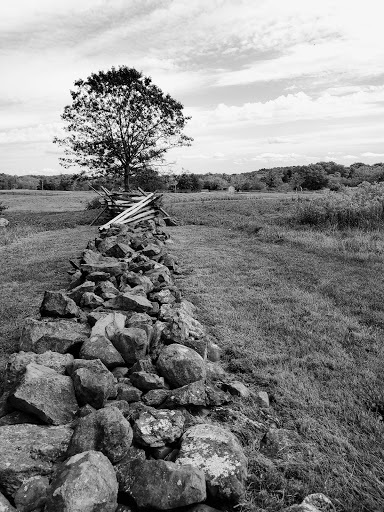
85,197 -> 102,210
0,201 -> 8,214
294,182 -> 384,229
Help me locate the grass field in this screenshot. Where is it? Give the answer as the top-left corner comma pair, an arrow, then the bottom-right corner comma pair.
1,190 -> 384,511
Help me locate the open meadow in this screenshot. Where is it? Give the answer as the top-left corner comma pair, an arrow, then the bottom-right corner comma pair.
1,189 -> 384,511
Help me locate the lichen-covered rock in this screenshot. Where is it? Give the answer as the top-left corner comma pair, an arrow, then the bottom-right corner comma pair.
222,381 -> 250,398
142,389 -> 170,407
283,493 -> 335,512
117,458 -> 206,510
79,335 -> 125,368
45,451 -> 118,512
4,351 -> 73,392
0,424 -> 72,497
133,409 -> 185,447
176,423 -> 248,503
130,371 -> 167,391
162,380 -> 206,408
9,363 -> 78,425
110,328 -> 148,365
157,344 -> 205,388
67,407 -> 133,464
40,291 -> 80,318
72,359 -> 115,409
14,475 -> 49,512
19,318 -> 89,354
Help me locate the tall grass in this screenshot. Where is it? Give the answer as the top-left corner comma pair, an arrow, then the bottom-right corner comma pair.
294,182 -> 384,229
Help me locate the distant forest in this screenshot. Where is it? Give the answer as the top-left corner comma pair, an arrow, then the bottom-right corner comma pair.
1,161 -> 384,192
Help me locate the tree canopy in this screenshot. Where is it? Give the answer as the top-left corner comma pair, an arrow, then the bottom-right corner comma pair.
54,66 -> 193,190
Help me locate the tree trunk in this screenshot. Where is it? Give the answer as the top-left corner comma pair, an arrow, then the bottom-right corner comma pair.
124,166 -> 130,191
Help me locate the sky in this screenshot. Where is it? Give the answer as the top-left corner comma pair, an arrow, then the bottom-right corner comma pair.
1,0 -> 384,176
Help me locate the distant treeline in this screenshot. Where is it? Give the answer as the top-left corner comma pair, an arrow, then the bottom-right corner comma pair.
1,161 -> 384,192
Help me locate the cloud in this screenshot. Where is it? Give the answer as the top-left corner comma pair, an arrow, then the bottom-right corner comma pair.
0,123 -> 64,144
361,152 -> 384,158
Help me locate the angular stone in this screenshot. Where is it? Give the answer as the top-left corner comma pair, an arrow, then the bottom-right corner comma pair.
80,292 -> 104,309
222,381 -> 251,399
142,389 -> 170,407
128,357 -> 155,375
126,312 -> 153,329
257,390 -> 270,407
67,407 -> 133,464
19,318 -> 89,354
67,281 -> 95,304
81,261 -> 128,277
206,362 -> 226,381
0,410 -> 42,426
86,271 -> 111,283
120,272 -> 154,294
79,335 -> 125,368
14,475 -> 49,512
4,351 -> 73,392
0,424 -> 72,497
0,491 -> 15,511
176,423 -> 248,503
117,458 -> 206,510
72,359 -> 115,409
90,311 -> 126,338
10,363 -> 78,425
207,339 -> 221,362
105,242 -> 133,259
157,344 -> 205,388
162,380 -> 206,408
142,243 -> 162,258
105,292 -> 152,313
205,383 -> 232,406
104,399 -> 130,417
110,328 -> 148,365
45,451 -> 118,512
112,366 -> 129,379
116,383 -> 142,403
145,266 -> 172,287
133,409 -> 185,447
161,307 -> 206,348
40,291 -> 80,318
130,371 -> 167,391
96,280 -> 119,299
149,288 -> 176,305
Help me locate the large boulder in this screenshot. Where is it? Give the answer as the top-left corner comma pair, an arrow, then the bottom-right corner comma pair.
67,407 -> 133,464
133,409 -> 185,447
176,424 -> 248,503
9,363 -> 78,425
110,328 -> 148,365
79,335 -> 125,368
45,451 -> 118,512
4,351 -> 73,392
0,424 -> 72,498
19,318 -> 89,354
117,458 -> 206,510
157,344 -> 205,388
40,291 -> 80,318
71,359 -> 115,409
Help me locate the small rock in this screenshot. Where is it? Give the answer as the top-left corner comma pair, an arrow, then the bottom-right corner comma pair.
19,318 -> 89,354
206,362 -> 226,381
81,260 -> 128,277
104,399 -> 130,417
10,363 -> 78,425
105,292 -> 153,313
14,475 -> 49,512
67,281 -> 95,304
0,217 -> 10,228
40,291 -> 80,318
120,272 -> 154,294
45,451 -> 118,512
117,458 -> 206,510
79,335 -> 125,368
176,423 -> 248,503
67,407 -> 133,464
130,371 -> 167,391
133,409 -> 185,447
110,328 -> 148,365
157,344 -> 205,388
91,311 -> 126,338
207,339 -> 221,362
96,280 -> 119,299
116,383 -> 143,403
257,390 -> 270,407
162,380 -> 206,408
112,366 -> 130,379
77,404 -> 96,418
128,357 -> 156,375
86,271 -> 111,283
72,359 -> 115,409
205,383 -> 232,406
80,292 -> 104,308
142,389 -> 170,407
222,381 -> 250,398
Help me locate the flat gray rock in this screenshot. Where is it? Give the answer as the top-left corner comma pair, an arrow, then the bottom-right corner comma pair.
79,335 -> 125,368
90,311 -> 126,338
176,423 -> 248,503
19,318 -> 89,354
105,292 -> 153,313
0,424 -> 72,497
45,451 -> 118,512
133,409 -> 185,447
9,363 -> 78,425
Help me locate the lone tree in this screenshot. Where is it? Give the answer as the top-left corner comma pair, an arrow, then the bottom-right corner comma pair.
53,66 -> 192,190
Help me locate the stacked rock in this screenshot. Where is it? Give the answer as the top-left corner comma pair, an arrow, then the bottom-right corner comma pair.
0,218 -> 248,512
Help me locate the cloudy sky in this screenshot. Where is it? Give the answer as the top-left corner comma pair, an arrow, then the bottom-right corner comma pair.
1,0 -> 384,176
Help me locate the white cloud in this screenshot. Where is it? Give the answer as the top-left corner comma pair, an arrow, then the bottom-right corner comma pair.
361,152 -> 384,158
0,123 -> 64,144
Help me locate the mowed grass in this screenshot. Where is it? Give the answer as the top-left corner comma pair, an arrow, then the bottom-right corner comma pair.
0,193 -> 98,386
167,197 -> 384,511
0,189 -> 96,212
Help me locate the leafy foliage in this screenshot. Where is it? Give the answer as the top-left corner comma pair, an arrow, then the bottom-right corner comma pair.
54,66 -> 192,190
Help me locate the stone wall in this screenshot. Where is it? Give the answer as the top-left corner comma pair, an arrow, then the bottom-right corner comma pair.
0,219 -> 333,512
